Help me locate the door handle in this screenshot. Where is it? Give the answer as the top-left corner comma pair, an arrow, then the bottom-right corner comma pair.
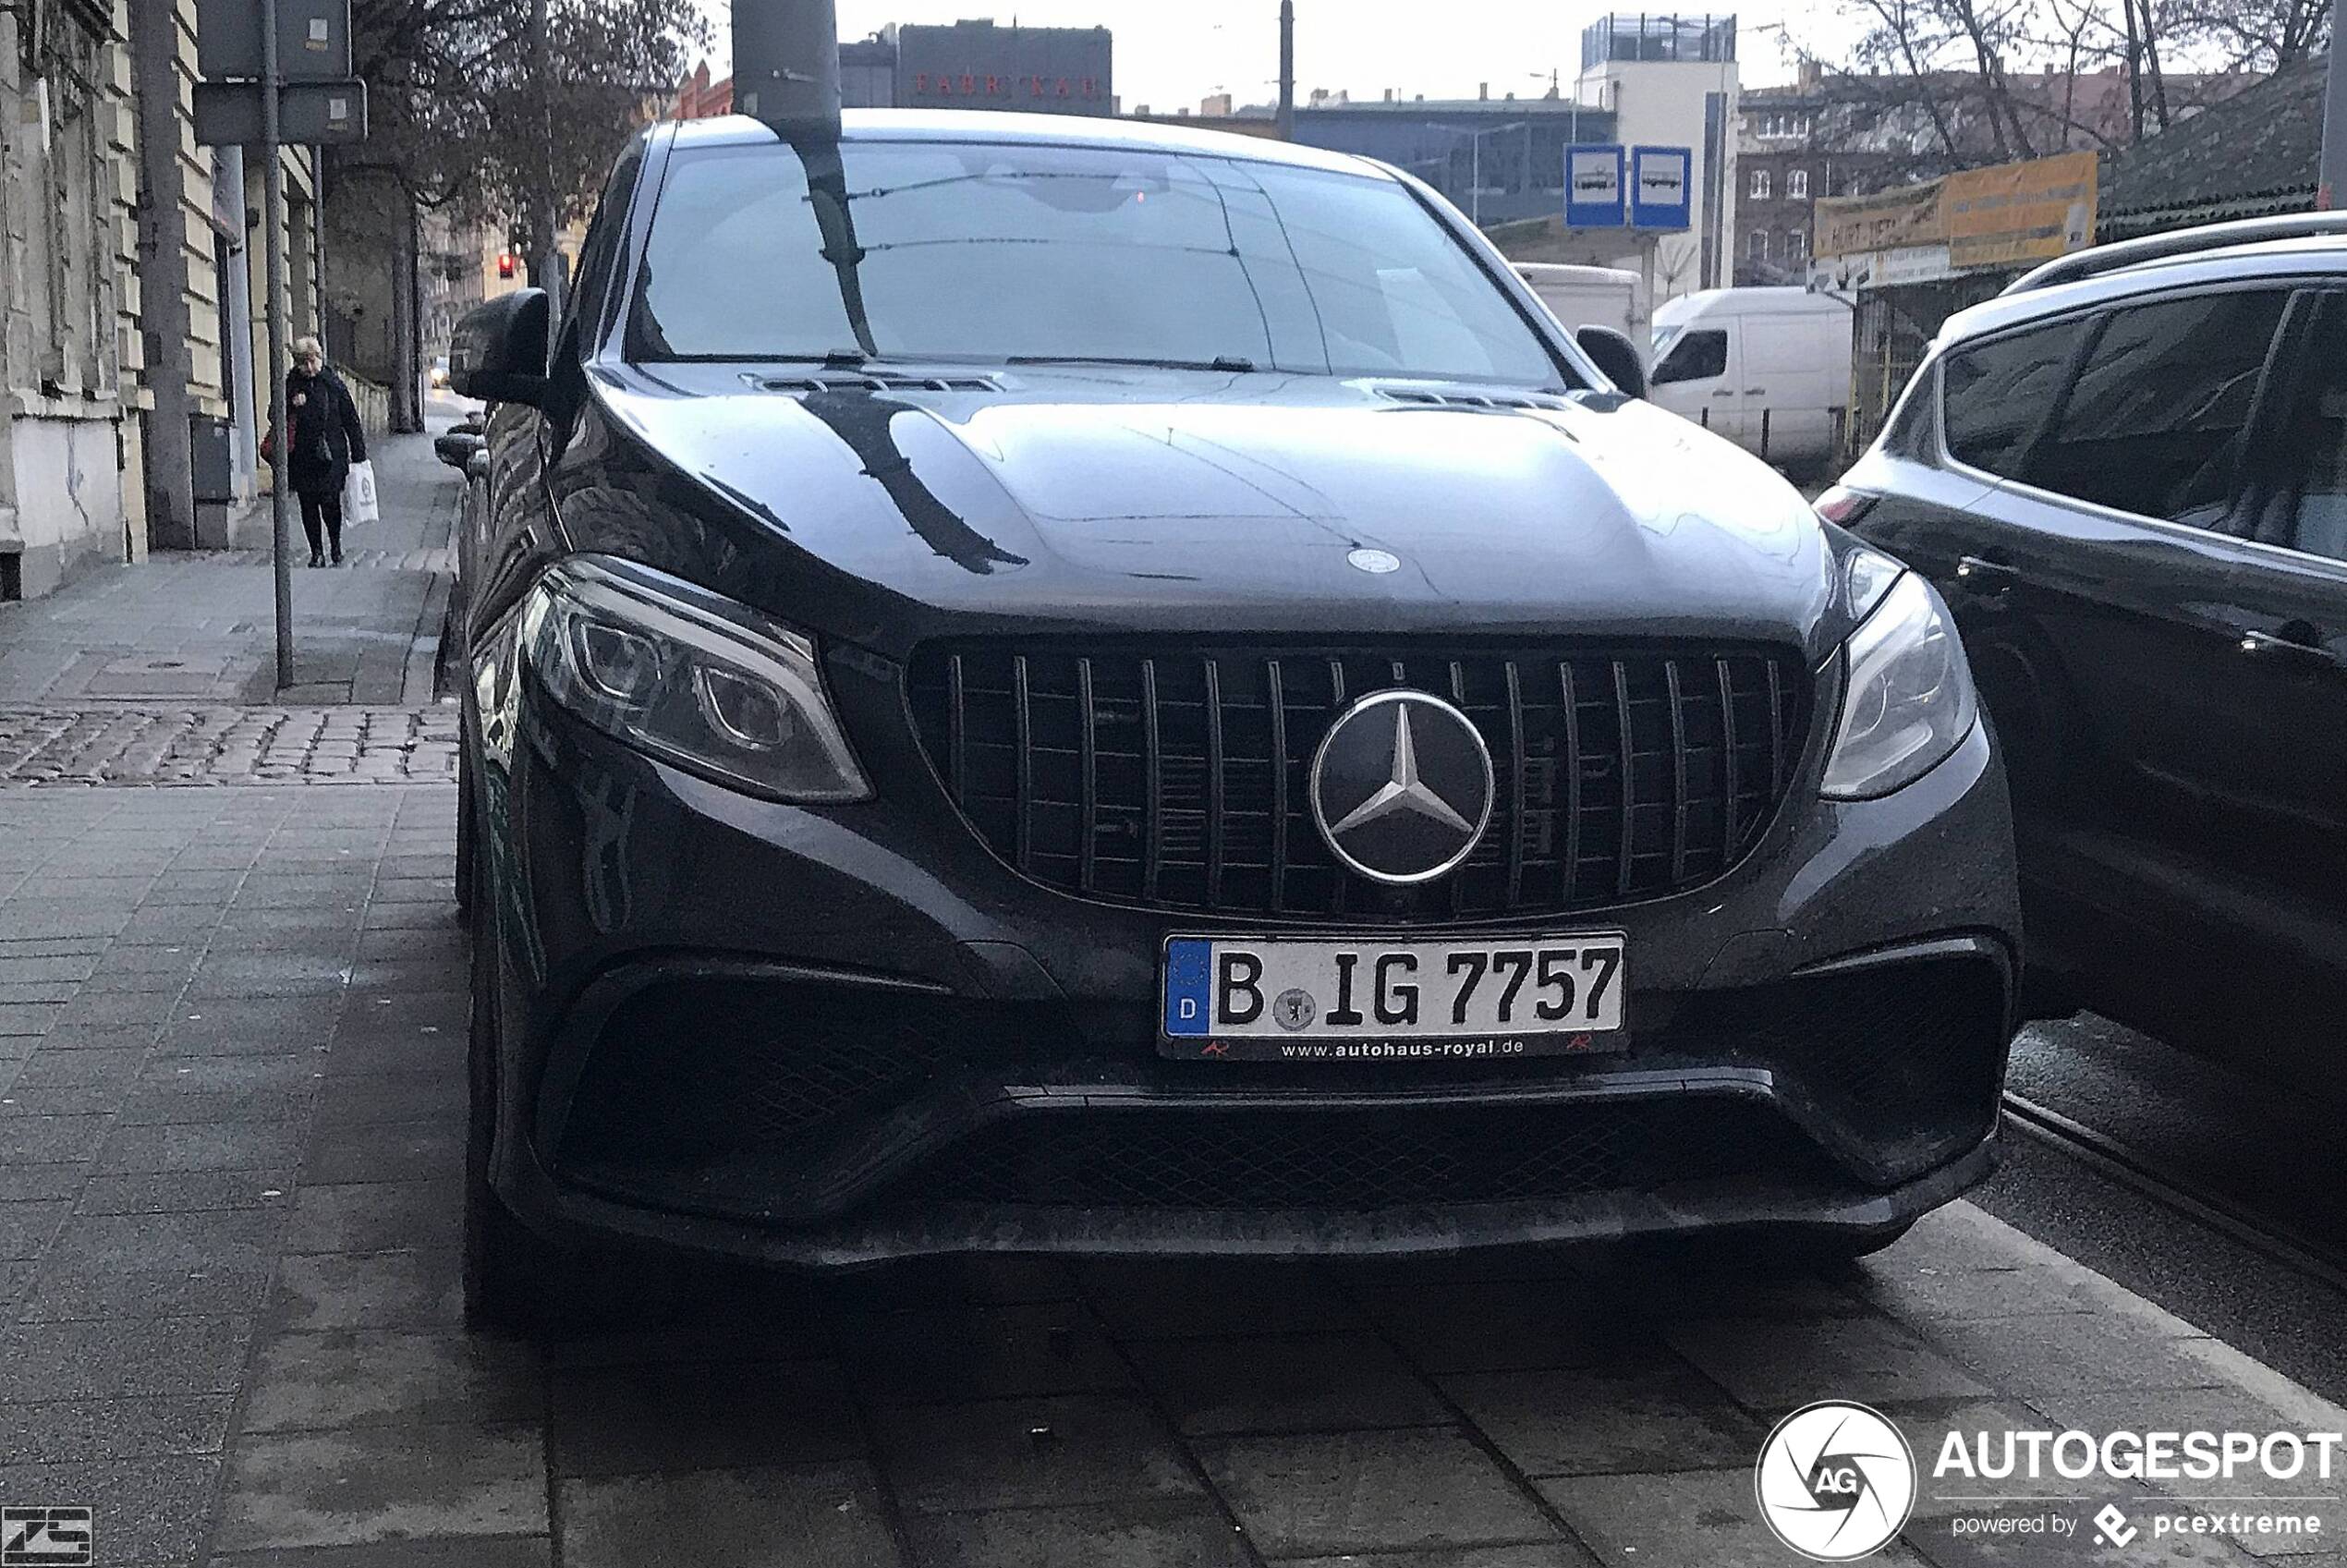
1955,555 -> 2020,587
1745,388 -> 1767,395
1710,389 -> 1735,397
2237,629 -> 2341,665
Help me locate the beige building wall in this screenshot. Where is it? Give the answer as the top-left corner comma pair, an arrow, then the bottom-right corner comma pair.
0,0 -> 144,598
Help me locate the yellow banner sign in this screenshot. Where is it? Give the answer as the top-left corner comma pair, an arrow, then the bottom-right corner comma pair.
1815,180 -> 1944,260
1811,150 -> 2098,272
1943,151 -> 2098,270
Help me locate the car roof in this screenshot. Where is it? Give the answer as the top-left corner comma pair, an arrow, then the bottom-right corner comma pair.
663,109 -> 1391,182
1939,234 -> 2347,346
1655,286 -> 1851,322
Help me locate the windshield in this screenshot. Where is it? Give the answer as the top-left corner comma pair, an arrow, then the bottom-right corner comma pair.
1650,322 -> 1684,358
628,137 -> 1570,386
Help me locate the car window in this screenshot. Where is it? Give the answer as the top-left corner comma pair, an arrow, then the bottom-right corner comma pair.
1651,328 -> 1725,384
2028,290 -> 2290,526
626,140 -> 1569,386
1940,319 -> 2086,480
2248,294 -> 2347,563
569,144 -> 643,346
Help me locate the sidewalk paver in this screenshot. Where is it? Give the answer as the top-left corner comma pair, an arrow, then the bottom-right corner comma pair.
0,783 -> 2339,1568
0,427 -> 460,708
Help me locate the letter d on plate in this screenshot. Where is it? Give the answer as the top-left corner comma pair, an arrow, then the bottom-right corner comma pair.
1164,939 -> 1211,1037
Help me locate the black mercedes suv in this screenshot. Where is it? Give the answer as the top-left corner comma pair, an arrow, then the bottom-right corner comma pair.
450,110 -> 2019,1326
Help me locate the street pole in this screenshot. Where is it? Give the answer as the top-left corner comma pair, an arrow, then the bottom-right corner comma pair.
2320,0 -> 2345,210
1276,1 -> 1295,141
261,0 -> 294,687
529,0 -> 565,320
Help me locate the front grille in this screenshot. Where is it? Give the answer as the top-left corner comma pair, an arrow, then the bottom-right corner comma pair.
907,645 -> 1808,920
916,1100 -> 1830,1210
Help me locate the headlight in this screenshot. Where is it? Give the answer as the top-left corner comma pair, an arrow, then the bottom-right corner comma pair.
520,556 -> 869,802
1820,567 -> 1976,800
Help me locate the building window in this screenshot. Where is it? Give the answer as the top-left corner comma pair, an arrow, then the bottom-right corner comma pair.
1788,169 -> 1810,201
1750,168 -> 1770,200
1748,230 -> 1769,261
1787,229 -> 1808,261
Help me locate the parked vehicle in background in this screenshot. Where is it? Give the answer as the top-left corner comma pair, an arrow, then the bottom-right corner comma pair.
1515,263 -> 1642,348
1649,287 -> 1854,476
1828,214 -> 2347,1081
430,355 -> 451,389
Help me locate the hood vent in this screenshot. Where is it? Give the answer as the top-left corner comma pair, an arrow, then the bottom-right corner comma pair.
1374,386 -> 1570,412
753,372 -> 1003,395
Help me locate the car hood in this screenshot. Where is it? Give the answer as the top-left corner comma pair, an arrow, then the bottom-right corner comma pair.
565,363 -> 1836,662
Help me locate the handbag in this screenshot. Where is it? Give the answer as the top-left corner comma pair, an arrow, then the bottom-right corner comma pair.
342,459 -> 380,526
260,424 -> 277,466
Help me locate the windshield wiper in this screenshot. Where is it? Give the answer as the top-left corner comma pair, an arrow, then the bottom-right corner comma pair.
1006,355 -> 1259,373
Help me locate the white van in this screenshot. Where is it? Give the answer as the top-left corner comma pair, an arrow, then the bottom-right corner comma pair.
1514,264 -> 1642,346
1647,288 -> 1854,473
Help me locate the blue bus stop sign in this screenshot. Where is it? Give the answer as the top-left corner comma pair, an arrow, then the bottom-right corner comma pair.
1564,144 -> 1625,228
1631,145 -> 1693,230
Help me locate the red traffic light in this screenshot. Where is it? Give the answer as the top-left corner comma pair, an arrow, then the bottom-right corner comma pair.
496,251 -> 517,279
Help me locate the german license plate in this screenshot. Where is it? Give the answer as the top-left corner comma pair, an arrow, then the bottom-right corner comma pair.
1161,934 -> 1627,1061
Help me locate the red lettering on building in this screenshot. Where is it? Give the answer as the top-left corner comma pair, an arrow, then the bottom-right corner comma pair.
1056,76 -> 1071,96
960,73 -> 977,93
914,72 -> 930,92
1079,77 -> 1096,97
984,75 -> 1001,94
1029,75 -> 1046,96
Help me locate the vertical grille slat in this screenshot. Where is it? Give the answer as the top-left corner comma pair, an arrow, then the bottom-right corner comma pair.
1268,658 -> 1290,914
909,642 -> 1807,922
1559,659 -> 1583,907
1012,654 -> 1035,875
1076,656 -> 1100,893
1204,657 -> 1228,909
1502,661 -> 1527,906
1665,659 -> 1691,885
1766,658 -> 1787,796
1141,658 -> 1164,904
1717,657 -> 1742,856
945,653 -> 968,805
1611,659 -> 1636,899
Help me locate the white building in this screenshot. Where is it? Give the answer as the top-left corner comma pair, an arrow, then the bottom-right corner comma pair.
1572,14 -> 1739,298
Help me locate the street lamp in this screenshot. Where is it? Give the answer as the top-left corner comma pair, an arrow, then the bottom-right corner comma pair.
1432,119 -> 1529,225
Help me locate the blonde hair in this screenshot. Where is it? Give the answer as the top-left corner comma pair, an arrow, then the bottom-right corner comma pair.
293,335 -> 324,363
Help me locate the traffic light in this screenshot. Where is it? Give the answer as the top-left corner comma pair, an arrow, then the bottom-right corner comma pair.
496,251 -> 517,279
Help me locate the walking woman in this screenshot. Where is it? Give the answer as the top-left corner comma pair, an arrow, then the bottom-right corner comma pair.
283,335 -> 367,566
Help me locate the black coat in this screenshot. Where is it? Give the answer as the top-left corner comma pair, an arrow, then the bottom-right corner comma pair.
285,367 -> 368,499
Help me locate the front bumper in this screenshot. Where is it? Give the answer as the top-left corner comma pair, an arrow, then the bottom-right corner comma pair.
477,690 -> 2020,1268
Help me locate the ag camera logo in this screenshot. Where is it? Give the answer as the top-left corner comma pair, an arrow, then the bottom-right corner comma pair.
1756,1402 -> 1918,1561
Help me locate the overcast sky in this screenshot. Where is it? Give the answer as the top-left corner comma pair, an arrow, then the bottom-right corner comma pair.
689,2 -> 1827,109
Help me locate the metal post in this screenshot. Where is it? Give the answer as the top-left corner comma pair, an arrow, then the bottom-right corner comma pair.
261,0 -> 295,687
1276,1 -> 1295,141
529,0 -> 564,321
2320,0 -> 2345,210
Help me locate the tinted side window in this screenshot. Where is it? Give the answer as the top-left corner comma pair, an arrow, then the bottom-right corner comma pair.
568,145 -> 644,346
1941,320 -> 2086,479
2032,290 -> 2289,524
2249,294 -> 2347,563
1652,328 -> 1725,384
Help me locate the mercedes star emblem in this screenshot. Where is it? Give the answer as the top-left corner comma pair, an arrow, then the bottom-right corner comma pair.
1309,689 -> 1495,885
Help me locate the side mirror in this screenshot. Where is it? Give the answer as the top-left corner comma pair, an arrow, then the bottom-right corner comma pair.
450,290 -> 551,406
433,431 -> 484,470
1575,325 -> 1648,400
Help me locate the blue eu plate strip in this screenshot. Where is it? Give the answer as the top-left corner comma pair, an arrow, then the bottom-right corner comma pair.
1163,939 -> 1212,1037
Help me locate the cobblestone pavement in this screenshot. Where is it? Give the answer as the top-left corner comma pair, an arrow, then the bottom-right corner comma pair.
0,786 -> 2341,1567
0,430 -> 459,707
0,707 -> 457,786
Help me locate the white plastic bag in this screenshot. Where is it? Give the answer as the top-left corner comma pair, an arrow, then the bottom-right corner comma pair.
343,459 -> 380,526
